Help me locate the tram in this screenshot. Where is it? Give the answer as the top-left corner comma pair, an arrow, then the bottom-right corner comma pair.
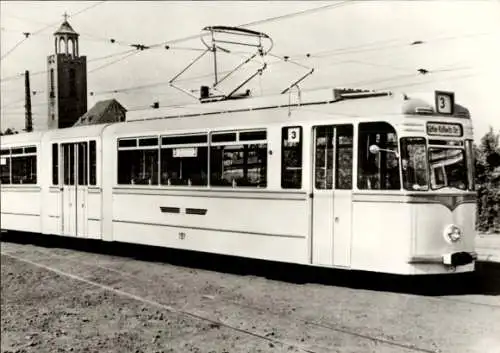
0,88 -> 477,275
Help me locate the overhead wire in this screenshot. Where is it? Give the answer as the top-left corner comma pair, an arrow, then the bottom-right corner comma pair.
88,50 -> 141,74
149,1 -> 353,49
1,2 -> 491,115
1,1 -> 107,61
83,3 -> 356,97
237,1 -> 351,28
87,26 -> 492,98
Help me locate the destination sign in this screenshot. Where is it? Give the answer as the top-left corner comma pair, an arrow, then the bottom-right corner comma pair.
427,122 -> 462,137
173,147 -> 197,158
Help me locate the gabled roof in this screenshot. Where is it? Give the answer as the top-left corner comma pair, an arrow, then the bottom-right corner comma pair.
73,99 -> 127,127
54,21 -> 79,36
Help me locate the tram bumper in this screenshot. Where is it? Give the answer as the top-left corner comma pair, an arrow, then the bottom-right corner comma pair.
408,251 -> 477,266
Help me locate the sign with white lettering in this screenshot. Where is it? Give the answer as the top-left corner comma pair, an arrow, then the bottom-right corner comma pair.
173,147 -> 197,158
435,91 -> 454,115
427,122 -> 462,137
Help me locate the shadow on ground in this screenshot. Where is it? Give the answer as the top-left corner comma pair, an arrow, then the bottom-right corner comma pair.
2,231 -> 499,297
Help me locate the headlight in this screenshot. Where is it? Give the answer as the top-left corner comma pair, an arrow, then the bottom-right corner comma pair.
443,224 -> 462,243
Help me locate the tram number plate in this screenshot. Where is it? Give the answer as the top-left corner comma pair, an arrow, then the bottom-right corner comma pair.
435,91 -> 454,114
287,128 -> 301,143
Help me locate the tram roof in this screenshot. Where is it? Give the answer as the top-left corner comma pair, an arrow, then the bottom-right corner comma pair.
0,131 -> 44,146
41,124 -> 106,140
117,88 -> 470,134
0,88 -> 471,146
125,88 -> 469,121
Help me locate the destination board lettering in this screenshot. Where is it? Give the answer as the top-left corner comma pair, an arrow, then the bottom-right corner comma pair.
427,122 -> 462,137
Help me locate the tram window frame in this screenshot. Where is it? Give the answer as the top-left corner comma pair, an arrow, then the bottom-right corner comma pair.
10,146 -> 37,185
117,137 -> 159,185
62,143 -> 75,185
210,130 -> 267,188
89,140 -> 97,185
357,122 -> 400,191
400,137 -> 429,191
335,125 -> 353,190
281,126 -> 303,189
314,124 -> 353,190
160,133 -> 209,187
314,126 -> 334,190
77,142 -> 88,186
1,149 -> 11,184
52,143 -> 59,185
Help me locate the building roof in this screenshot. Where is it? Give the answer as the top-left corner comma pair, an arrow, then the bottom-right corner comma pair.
54,20 -> 79,36
73,99 -> 127,127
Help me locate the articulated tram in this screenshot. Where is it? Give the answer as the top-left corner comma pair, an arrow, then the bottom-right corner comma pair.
0,88 -> 476,275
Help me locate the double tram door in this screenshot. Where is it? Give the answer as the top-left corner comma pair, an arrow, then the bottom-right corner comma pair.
311,125 -> 353,267
61,142 -> 89,237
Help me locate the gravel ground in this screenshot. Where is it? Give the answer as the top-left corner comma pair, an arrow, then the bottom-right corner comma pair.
1,236 -> 500,353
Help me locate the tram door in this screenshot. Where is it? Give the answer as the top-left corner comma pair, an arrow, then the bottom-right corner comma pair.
61,142 -> 89,237
311,125 -> 353,267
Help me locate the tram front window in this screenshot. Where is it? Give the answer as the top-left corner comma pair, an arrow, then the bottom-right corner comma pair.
429,148 -> 467,190
401,137 -> 428,191
358,122 -> 400,190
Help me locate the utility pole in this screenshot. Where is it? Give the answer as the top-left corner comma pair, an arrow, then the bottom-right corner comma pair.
24,70 -> 33,132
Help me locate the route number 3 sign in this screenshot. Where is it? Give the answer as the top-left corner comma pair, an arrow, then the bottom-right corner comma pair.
435,91 -> 454,115
287,127 -> 300,143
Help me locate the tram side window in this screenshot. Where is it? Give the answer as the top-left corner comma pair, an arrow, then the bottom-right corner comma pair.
89,141 -> 96,185
63,144 -> 75,185
315,126 -> 334,189
210,131 -> 267,187
1,149 -> 10,184
52,144 -> 58,185
117,137 -> 158,185
77,142 -> 88,186
336,125 -> 353,189
161,134 -> 208,186
11,147 -> 37,184
282,126 -> 302,189
357,122 -> 400,190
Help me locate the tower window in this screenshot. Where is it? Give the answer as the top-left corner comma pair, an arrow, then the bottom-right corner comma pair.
49,68 -> 55,98
69,69 -> 76,97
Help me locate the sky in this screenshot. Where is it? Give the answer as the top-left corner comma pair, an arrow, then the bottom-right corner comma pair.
1,1 -> 499,141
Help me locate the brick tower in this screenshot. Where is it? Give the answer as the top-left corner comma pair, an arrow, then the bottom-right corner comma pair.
47,14 -> 87,129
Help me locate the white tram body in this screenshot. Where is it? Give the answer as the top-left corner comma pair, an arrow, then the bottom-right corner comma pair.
0,88 -> 477,275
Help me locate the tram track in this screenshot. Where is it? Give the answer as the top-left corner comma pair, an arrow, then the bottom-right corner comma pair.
0,243 -> 464,353
1,251 -> 319,353
5,242 -> 500,311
